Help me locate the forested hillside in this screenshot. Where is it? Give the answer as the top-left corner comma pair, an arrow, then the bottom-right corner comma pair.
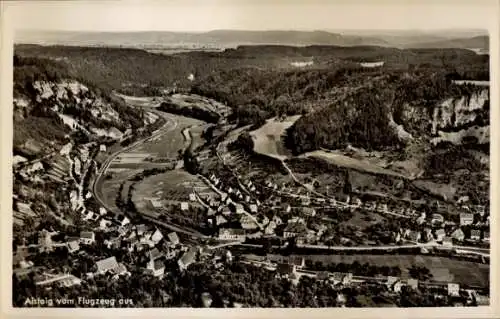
14,44 -> 489,155
13,55 -> 144,158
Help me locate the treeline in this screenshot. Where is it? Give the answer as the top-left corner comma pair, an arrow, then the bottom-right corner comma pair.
305,259 -> 403,277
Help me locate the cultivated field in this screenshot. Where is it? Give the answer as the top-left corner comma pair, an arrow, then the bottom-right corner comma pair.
249,115 -> 301,160
132,169 -> 217,211
114,93 -> 163,108
300,254 -> 489,287
302,150 -> 407,179
99,168 -> 144,214
134,114 -> 205,158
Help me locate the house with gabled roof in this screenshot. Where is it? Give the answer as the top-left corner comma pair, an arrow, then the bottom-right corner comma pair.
450,228 -> 465,242
66,240 -> 80,253
216,215 -> 228,226
146,258 -> 165,277
151,228 -> 164,244
249,204 -> 258,213
240,215 -> 258,230
148,247 -> 163,260
167,232 -> 180,246
95,256 -> 127,275
178,247 -> 197,271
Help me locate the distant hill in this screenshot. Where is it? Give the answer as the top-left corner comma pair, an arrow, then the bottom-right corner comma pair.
15,30 -> 489,50
409,36 -> 489,50
15,30 -> 388,48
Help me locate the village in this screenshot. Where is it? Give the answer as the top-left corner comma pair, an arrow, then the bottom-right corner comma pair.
13,199 -> 490,308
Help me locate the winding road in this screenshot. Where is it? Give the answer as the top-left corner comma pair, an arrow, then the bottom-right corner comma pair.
91,108 -> 210,238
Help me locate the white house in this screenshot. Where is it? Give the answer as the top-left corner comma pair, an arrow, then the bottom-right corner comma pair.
234,203 -> 245,214
95,256 -> 128,276
180,202 -> 189,211
151,229 -> 164,244
189,193 -> 197,202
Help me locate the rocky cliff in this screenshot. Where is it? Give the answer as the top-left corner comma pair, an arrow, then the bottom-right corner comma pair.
14,79 -> 143,158
399,88 -> 489,145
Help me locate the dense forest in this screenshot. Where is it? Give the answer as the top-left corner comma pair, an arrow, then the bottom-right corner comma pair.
13,44 -> 489,155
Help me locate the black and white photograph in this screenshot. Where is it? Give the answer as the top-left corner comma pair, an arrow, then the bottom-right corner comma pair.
1,0 -> 498,316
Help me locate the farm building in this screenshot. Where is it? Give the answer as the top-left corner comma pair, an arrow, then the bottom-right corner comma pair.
180,202 -> 189,211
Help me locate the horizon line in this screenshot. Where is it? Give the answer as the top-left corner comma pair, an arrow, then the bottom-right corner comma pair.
16,28 -> 490,34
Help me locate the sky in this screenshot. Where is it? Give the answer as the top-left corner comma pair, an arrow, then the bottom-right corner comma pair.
3,0 -> 497,32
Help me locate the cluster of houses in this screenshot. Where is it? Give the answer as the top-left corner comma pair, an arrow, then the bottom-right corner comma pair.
242,254 -> 487,305
18,205 -> 235,289
397,210 -> 490,247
